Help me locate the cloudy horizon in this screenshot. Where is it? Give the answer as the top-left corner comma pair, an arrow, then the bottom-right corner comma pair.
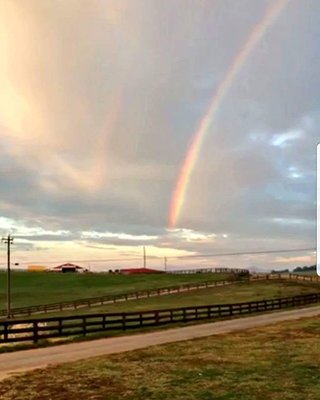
0,0 -> 317,271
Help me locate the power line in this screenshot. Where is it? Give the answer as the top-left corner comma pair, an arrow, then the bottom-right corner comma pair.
2,247 -> 315,265
9,257 -> 143,265
169,248 -> 316,259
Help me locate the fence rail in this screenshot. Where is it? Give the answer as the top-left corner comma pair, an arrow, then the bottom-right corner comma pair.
168,268 -> 249,274
251,273 -> 320,283
1,291 -> 320,344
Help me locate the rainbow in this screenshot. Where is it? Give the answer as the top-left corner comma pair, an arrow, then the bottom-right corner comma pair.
169,0 -> 290,228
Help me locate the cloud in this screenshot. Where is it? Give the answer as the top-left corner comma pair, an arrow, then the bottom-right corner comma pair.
0,0 -> 318,269
271,129 -> 303,147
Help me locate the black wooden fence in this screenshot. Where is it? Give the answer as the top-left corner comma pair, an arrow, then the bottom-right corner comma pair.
251,273 -> 320,283
0,278 -> 238,319
1,291 -> 320,344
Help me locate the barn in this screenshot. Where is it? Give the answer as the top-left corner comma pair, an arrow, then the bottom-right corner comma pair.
50,263 -> 88,273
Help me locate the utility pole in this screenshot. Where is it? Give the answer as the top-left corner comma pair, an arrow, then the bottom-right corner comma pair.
2,235 -> 13,319
143,246 -> 146,269
164,256 -> 167,272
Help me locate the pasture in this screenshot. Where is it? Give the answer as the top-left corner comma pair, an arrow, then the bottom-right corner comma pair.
0,271 -> 232,309
30,280 -> 320,318
1,316 -> 320,399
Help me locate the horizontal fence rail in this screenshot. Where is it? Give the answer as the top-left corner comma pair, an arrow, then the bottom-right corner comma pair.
1,291 -> 320,344
251,273 -> 320,283
0,273 -> 319,320
0,278 -> 240,319
168,268 -> 249,274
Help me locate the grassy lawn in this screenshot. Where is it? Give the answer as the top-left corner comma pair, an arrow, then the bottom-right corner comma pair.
0,271 -> 232,309
30,280 -> 320,318
1,316 -> 320,399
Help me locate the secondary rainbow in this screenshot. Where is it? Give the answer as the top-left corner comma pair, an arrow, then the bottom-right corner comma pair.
169,0 -> 290,228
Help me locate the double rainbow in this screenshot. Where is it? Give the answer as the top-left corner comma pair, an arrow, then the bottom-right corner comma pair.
169,0 -> 290,228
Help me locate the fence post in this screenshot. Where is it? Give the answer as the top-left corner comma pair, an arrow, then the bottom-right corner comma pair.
122,314 -> 126,331
183,309 -> 187,322
82,317 -> 87,336
229,305 -> 233,316
33,321 -> 39,343
139,313 -> 143,327
3,321 -> 9,342
58,319 -> 63,336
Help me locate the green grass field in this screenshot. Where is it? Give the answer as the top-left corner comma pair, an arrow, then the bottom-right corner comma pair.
35,280 -> 320,318
0,271 -> 232,309
1,316 -> 320,400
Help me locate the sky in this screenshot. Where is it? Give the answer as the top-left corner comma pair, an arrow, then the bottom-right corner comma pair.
0,0 -> 318,271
